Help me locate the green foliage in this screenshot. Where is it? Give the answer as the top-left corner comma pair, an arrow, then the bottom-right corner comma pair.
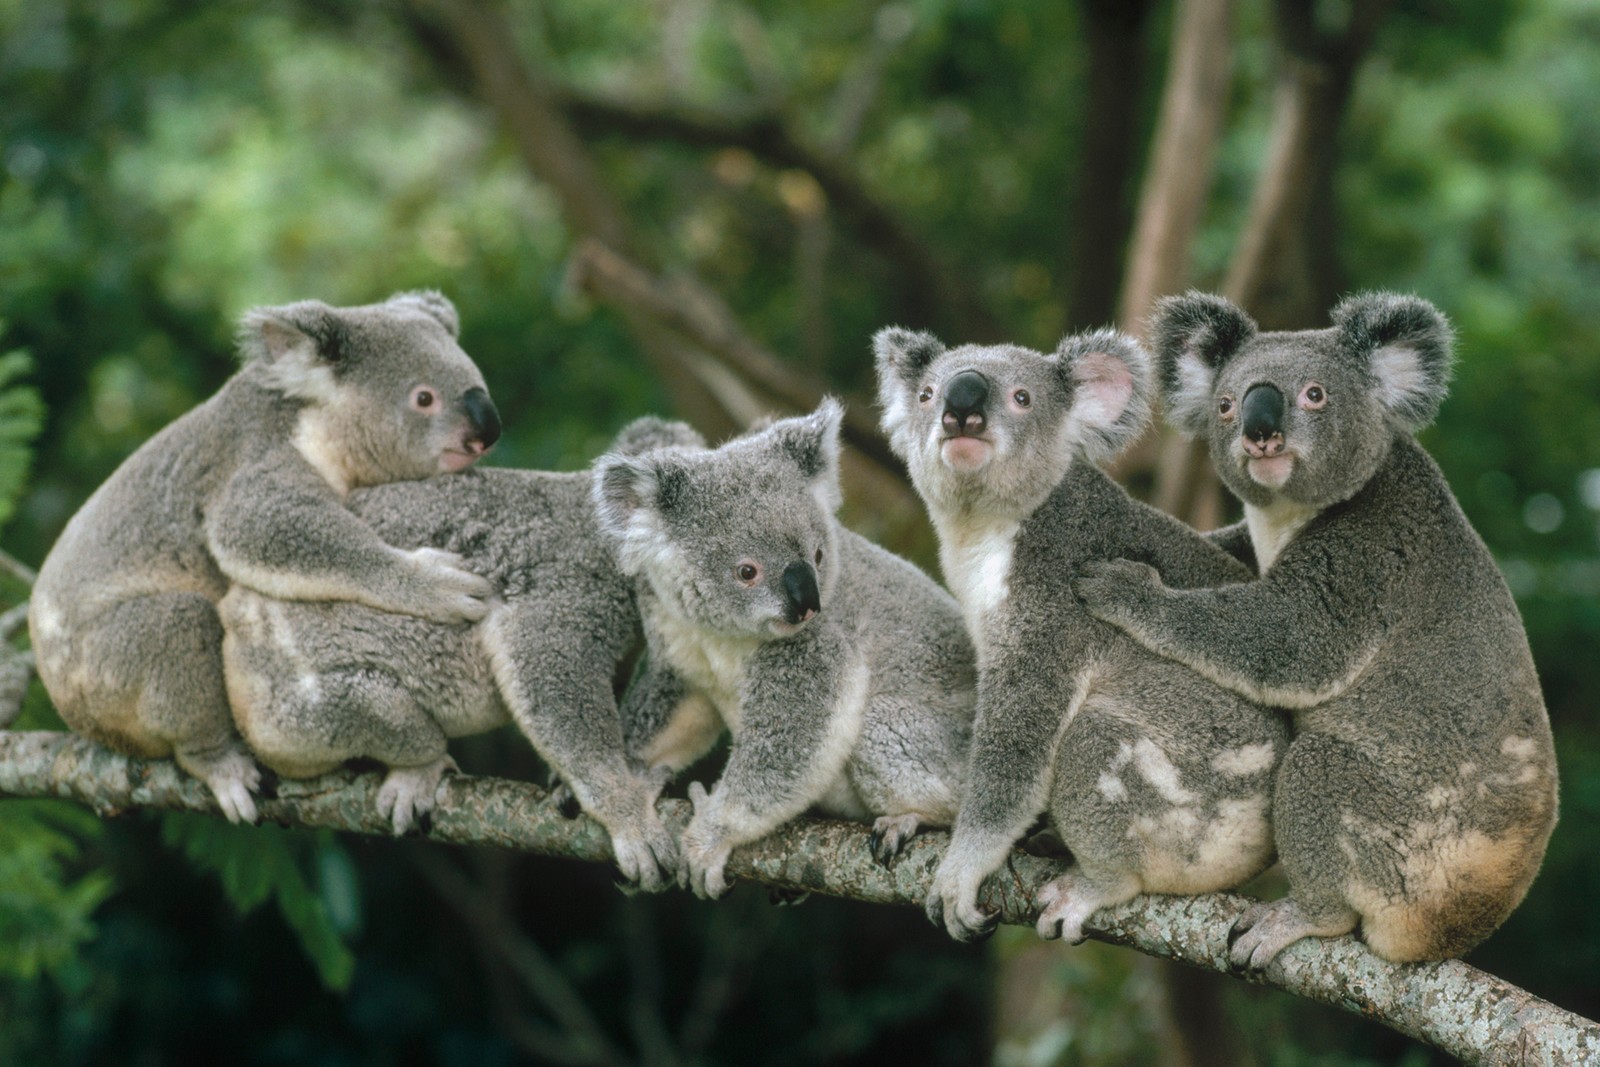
158,813 -> 359,991
0,801 -> 112,982
0,341 -> 44,531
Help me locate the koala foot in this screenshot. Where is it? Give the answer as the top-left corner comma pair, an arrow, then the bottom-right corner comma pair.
924,852 -> 1000,942
376,756 -> 458,836
608,815 -> 680,895
1228,898 -> 1358,970
869,813 -> 926,866
682,781 -> 735,900
1035,867 -> 1139,943
181,746 -> 263,825
405,547 -> 496,624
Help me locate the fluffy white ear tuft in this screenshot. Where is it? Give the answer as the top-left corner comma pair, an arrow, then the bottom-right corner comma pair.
1147,292 -> 1257,434
237,301 -> 343,403
592,454 -> 661,540
762,398 -> 845,513
1056,329 -> 1153,464
1332,292 -> 1454,431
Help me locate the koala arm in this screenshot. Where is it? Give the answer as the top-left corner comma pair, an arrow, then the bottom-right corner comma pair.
620,650 -> 723,775
1202,520 -> 1259,574
680,628 -> 866,899
1074,542 -> 1391,709
927,618 -> 1093,939
205,449 -> 492,623
1120,506 -> 1256,589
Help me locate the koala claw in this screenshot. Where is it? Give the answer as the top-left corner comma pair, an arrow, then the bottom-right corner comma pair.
1034,875 -> 1092,944
1227,898 -> 1339,971
682,783 -> 733,900
190,748 -> 263,824
375,756 -> 458,836
211,777 -> 260,825
406,547 -> 496,624
925,881 -> 999,942
869,813 -> 924,867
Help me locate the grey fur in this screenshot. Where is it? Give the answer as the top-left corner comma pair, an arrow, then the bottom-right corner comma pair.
218,427 -> 695,888
593,401 -> 977,898
875,326 -> 1287,944
1075,291 -> 1558,964
29,292 -> 500,823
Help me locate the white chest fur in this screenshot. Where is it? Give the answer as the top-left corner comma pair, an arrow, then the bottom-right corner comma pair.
936,517 -> 1020,651
644,600 -> 762,732
1245,498 -> 1321,573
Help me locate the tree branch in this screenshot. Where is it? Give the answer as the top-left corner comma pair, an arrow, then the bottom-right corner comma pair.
1,729 -> 1594,1066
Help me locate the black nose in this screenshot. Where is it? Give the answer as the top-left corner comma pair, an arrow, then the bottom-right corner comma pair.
1241,383 -> 1284,444
942,370 -> 989,436
463,387 -> 501,449
781,561 -> 821,624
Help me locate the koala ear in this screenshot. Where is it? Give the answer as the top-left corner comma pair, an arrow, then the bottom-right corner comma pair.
872,327 -> 946,384
1331,292 -> 1454,431
385,290 -> 460,337
763,398 -> 845,512
609,416 -> 707,457
1148,293 -> 1258,434
237,300 -> 349,401
1054,329 -> 1153,463
591,452 -> 691,538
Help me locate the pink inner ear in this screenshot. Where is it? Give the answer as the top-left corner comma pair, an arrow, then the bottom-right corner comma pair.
258,319 -> 307,361
1073,350 -> 1134,427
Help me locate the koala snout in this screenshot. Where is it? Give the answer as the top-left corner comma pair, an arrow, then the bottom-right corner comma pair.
1241,383 -> 1286,458
781,561 -> 821,624
462,387 -> 502,453
942,371 -> 990,436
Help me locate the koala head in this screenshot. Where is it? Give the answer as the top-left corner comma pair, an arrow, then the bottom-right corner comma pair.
239,290 -> 501,486
874,327 -> 1152,518
593,401 -> 844,640
1150,291 -> 1453,509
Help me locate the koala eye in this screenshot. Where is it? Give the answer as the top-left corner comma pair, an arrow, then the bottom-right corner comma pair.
918,385 -> 935,404
1013,389 -> 1031,409
410,386 -> 438,413
1218,395 -> 1236,421
735,561 -> 762,585
814,547 -> 823,567
1299,383 -> 1328,410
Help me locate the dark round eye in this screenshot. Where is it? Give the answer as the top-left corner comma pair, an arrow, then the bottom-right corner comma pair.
1013,389 -> 1031,408
814,548 -> 823,566
736,563 -> 760,583
1218,396 -> 1235,418
1305,384 -> 1326,405
411,387 -> 436,411
918,385 -> 934,404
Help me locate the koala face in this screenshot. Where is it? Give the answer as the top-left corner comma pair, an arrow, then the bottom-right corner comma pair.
874,327 -> 1151,517
1151,292 -> 1453,509
594,401 -> 844,639
241,290 -> 501,486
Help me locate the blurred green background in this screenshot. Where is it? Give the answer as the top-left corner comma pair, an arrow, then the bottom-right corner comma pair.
2,0 -> 1597,1064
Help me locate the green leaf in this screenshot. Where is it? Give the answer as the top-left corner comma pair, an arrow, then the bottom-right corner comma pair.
0,801 -> 112,982
0,342 -> 43,530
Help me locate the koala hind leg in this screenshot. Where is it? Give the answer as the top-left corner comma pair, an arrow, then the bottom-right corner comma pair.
65,593 -> 263,823
1034,864 -> 1142,944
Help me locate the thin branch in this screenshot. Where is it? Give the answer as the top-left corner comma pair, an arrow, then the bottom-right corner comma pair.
0,549 -> 37,586
1,730 -> 1595,1066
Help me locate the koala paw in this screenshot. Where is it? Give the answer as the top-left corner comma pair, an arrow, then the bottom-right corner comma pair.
186,746 -> 263,825
1034,873 -> 1094,944
404,548 -> 496,624
609,814 -> 681,895
375,756 -> 458,836
924,856 -> 999,943
1228,898 -> 1351,971
869,813 -> 925,867
1071,558 -> 1158,620
682,782 -> 734,900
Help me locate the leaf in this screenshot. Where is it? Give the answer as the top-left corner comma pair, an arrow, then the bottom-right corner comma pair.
0,343 -> 43,530
159,813 -> 357,991
0,801 -> 112,982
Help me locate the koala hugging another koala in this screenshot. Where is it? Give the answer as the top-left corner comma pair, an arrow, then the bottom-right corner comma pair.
29,292 -> 500,823
592,401 -> 978,899
1074,292 -> 1559,964
217,421 -> 690,890
876,326 -> 1287,945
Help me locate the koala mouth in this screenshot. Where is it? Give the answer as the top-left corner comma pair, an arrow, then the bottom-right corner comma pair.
767,618 -> 812,638
940,435 -> 994,472
439,440 -> 492,472
1246,454 -> 1295,489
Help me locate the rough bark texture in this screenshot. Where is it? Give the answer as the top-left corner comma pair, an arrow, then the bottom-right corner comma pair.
1,729 -> 1594,1067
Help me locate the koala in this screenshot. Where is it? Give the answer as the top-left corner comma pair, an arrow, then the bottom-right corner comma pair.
216,422 -> 700,889
28,292 -> 500,823
1073,292 -> 1560,965
592,401 -> 978,899
875,326 -> 1289,945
